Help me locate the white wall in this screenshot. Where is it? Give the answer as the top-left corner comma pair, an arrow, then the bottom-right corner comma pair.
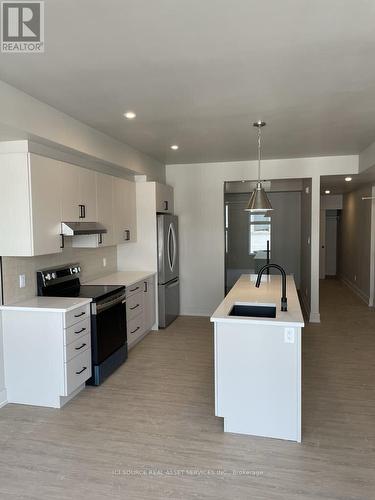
0,260 -> 6,406
338,184 -> 373,303
166,155 -> 358,320
300,179 -> 312,316
0,318 -> 6,407
0,81 -> 165,182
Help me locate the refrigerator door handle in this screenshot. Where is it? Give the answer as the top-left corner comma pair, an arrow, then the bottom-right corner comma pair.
166,278 -> 179,289
167,224 -> 173,272
170,223 -> 177,272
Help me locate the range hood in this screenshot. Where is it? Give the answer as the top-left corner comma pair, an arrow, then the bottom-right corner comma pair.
61,222 -> 107,236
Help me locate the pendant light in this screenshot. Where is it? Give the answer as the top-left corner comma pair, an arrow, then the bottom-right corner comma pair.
245,121 -> 273,212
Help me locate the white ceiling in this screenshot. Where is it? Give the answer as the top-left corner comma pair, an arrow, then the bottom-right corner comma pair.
1,0 -> 375,164
321,166 -> 375,195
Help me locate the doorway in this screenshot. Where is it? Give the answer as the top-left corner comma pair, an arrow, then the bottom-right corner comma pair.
224,181 -> 302,294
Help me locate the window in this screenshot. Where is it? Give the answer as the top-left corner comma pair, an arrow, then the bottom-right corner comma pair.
249,213 -> 271,254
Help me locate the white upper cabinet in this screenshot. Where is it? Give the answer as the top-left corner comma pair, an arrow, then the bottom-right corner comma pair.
113,178 -> 137,244
79,168 -> 97,222
96,172 -> 114,246
155,182 -> 174,213
29,155 -> 63,255
59,162 -> 81,222
59,162 -> 97,222
0,153 -> 62,256
0,148 -> 138,255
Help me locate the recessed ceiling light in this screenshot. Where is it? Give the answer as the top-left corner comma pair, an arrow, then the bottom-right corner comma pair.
170,145 -> 179,150
325,190 -> 331,194
124,111 -> 136,119
345,177 -> 352,182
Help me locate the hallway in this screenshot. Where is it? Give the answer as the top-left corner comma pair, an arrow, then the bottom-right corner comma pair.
0,280 -> 374,499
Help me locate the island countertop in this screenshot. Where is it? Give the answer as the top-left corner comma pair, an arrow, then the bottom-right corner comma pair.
210,274 -> 304,327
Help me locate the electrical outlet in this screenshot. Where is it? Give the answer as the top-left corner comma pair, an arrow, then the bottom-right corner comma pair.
284,328 -> 295,344
102,257 -> 107,267
19,274 -> 26,288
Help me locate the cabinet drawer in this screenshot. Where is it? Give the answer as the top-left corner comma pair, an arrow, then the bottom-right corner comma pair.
64,317 -> 91,345
64,303 -> 91,328
64,349 -> 92,396
126,291 -> 144,320
64,333 -> 91,362
126,281 -> 143,298
128,315 -> 145,341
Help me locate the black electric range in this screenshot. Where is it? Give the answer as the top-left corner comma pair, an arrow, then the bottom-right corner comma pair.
37,263 -> 127,385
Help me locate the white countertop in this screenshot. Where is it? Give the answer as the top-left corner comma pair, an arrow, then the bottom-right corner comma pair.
85,270 -> 156,288
211,274 -> 304,327
0,296 -> 92,313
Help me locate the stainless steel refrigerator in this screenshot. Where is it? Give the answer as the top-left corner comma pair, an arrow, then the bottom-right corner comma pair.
157,214 -> 179,328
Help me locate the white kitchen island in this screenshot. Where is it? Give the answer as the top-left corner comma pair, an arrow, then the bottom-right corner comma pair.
211,274 -> 304,442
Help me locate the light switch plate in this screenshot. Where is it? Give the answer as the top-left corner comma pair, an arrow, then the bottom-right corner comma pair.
284,328 -> 295,344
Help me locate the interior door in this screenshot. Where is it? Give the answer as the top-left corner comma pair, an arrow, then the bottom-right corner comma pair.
319,209 -> 326,279
325,213 -> 338,276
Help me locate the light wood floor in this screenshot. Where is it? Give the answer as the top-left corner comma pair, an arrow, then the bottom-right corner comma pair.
0,279 -> 374,499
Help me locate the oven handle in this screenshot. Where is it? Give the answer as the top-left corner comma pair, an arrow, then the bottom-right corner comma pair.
94,294 -> 126,314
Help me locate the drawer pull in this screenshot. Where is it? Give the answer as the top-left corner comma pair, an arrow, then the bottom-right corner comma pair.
75,343 -> 87,351
74,327 -> 86,334
130,326 -> 140,334
130,304 -> 140,310
76,366 -> 87,375
74,312 -> 86,318
129,286 -> 139,292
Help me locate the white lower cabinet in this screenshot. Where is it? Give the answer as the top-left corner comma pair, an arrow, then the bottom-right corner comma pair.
1,302 -> 92,408
144,275 -> 156,332
126,275 -> 156,349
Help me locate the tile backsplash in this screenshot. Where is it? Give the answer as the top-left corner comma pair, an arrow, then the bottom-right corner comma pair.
2,240 -> 117,304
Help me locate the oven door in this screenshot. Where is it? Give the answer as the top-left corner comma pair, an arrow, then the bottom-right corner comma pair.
91,295 -> 127,365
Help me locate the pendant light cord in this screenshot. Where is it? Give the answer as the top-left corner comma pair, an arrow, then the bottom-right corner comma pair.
257,126 -> 262,183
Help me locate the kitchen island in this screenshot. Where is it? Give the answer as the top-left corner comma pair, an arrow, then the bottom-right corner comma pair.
210,274 -> 304,442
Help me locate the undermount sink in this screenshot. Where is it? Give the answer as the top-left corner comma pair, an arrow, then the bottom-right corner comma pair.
229,303 -> 276,318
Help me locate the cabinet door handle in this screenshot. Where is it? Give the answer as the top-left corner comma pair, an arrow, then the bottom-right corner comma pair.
76,366 -> 87,375
124,229 -> 130,241
130,304 -> 139,310
130,326 -> 140,334
98,233 -> 103,245
75,343 -> 87,351
79,205 -> 84,219
129,286 -> 139,292
144,281 -> 148,293
164,200 -> 168,211
74,327 -> 86,334
74,312 -> 85,318
83,205 -> 86,218
60,234 -> 65,249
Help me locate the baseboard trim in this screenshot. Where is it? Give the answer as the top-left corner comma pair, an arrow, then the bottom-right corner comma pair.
340,276 -> 370,306
0,388 -> 7,408
309,311 -> 321,323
